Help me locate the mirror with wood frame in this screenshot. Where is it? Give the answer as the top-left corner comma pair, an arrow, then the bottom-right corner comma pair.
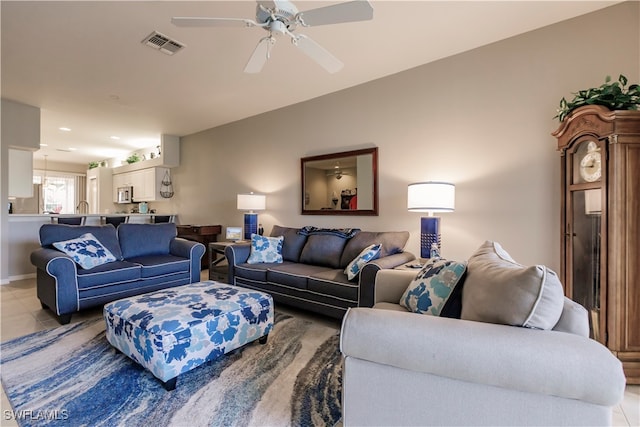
301,147 -> 378,216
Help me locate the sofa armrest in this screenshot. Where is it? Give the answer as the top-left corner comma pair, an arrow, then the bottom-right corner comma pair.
340,307 -> 626,407
170,238 -> 205,282
170,237 -> 205,259
358,252 -> 416,307
373,269 -> 417,304
30,247 -> 74,272
30,247 -> 80,315
225,243 -> 251,283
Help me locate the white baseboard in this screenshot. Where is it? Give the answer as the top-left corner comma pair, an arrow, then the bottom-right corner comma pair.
5,273 -> 36,283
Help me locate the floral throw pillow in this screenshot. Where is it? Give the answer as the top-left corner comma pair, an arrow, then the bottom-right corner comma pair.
52,232 -> 117,270
399,258 -> 467,316
344,244 -> 381,280
247,234 -> 284,264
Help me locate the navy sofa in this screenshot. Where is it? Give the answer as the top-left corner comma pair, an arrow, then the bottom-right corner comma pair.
30,223 -> 205,324
226,225 -> 415,319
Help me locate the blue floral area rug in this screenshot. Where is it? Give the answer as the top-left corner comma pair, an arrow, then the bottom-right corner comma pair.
0,313 -> 342,427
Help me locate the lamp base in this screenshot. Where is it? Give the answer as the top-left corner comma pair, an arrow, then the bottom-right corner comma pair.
420,217 -> 441,259
244,213 -> 258,240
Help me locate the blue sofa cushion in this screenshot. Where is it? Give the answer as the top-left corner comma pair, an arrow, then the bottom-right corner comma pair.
270,225 -> 307,262
400,258 -> 467,316
308,269 -> 359,301
127,254 -> 191,278
266,263 -> 330,290
247,235 -> 284,264
344,243 -> 381,280
76,260 -> 142,289
118,223 -> 177,259
340,231 -> 409,268
299,234 -> 349,269
234,262 -> 272,282
39,224 -> 124,261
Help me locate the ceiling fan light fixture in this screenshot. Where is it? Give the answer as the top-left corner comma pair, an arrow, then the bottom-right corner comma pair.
269,20 -> 288,35
171,0 -> 372,73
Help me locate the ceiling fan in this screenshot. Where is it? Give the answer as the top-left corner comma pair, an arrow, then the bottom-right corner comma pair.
171,0 -> 373,73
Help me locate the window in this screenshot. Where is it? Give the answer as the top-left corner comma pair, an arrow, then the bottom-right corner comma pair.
33,170 -> 83,214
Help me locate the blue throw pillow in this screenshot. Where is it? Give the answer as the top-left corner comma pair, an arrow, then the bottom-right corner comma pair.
399,258 -> 467,316
52,232 -> 117,270
344,244 -> 381,280
247,234 -> 284,264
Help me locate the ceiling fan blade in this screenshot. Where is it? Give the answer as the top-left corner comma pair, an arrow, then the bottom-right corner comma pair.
244,37 -> 275,73
257,0 -> 277,10
171,17 -> 258,28
297,0 -> 373,27
294,34 -> 343,73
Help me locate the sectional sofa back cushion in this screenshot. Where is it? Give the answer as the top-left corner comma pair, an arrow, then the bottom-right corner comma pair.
40,224 -> 124,261
339,231 -> 410,268
270,225 -> 307,262
299,234 -> 349,269
118,223 -> 177,259
461,241 -> 564,330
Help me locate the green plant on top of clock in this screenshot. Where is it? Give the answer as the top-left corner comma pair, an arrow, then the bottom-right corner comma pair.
555,74 -> 640,122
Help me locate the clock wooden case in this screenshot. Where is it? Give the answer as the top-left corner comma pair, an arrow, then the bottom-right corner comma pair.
553,105 -> 640,384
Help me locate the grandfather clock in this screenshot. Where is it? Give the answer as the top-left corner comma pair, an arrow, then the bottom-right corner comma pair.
553,105 -> 640,384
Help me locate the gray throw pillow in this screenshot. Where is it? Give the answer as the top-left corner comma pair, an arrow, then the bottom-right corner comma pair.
460,241 -> 564,330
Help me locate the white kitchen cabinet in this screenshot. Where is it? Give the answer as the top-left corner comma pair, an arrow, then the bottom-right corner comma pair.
2,99 -> 40,151
112,173 -> 129,203
8,149 -> 34,197
112,167 -> 169,202
86,167 -> 113,214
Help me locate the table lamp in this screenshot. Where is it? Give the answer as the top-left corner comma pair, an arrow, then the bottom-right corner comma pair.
407,181 -> 455,259
237,192 -> 266,240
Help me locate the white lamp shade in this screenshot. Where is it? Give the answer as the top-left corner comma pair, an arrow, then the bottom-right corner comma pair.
237,193 -> 266,211
407,182 -> 455,213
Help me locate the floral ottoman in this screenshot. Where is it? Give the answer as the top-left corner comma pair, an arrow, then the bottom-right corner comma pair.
103,281 -> 274,390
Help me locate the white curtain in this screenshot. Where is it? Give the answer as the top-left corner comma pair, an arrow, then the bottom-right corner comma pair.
33,169 -> 86,214
76,175 -> 87,212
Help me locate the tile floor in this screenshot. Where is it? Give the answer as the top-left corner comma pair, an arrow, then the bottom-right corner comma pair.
1,276 -> 638,427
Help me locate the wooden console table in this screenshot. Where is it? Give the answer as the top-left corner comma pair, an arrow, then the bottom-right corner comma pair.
176,225 -> 222,270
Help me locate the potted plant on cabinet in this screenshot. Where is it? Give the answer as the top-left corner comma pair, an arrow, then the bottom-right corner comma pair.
555,75 -> 639,122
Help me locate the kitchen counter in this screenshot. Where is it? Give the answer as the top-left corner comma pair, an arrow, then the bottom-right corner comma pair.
8,213 -> 177,224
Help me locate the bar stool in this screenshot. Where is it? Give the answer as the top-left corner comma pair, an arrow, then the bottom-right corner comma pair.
54,216 -> 84,225
103,216 -> 128,227
152,215 -> 173,224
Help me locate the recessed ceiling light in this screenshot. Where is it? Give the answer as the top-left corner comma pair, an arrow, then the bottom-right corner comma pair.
59,127 -> 71,131
110,136 -> 120,140
40,143 -> 48,147
68,147 -> 77,151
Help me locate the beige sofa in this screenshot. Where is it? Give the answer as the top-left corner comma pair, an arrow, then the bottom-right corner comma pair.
340,269 -> 626,426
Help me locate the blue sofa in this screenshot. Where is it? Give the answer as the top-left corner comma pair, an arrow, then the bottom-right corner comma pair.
30,223 -> 205,324
226,225 -> 415,319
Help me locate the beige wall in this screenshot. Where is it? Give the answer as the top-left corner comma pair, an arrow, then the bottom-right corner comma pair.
164,3 -> 639,271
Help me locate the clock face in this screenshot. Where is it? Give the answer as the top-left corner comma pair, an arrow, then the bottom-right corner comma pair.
579,142 -> 602,182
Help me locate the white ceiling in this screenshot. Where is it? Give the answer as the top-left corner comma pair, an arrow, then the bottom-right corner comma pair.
1,1 -> 619,165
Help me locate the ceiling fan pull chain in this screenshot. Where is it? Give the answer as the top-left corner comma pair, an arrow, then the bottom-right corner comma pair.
267,36 -> 274,59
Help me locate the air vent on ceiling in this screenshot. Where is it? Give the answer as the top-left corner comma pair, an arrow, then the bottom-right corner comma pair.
142,31 -> 185,55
